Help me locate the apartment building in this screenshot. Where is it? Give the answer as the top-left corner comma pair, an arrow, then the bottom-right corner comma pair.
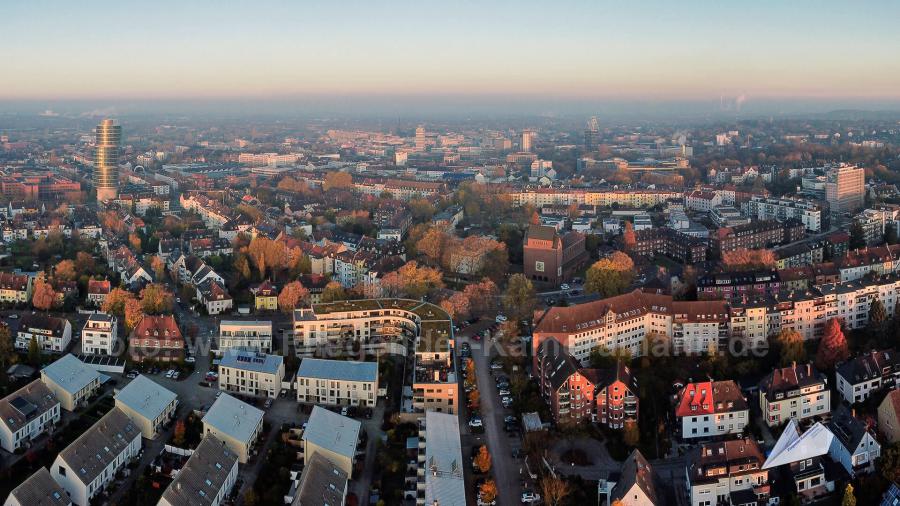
81,313 -> 118,356
219,349 -> 285,399
114,375 -> 178,439
218,320 -> 273,353
710,219 -> 804,256
295,358 -> 377,407
626,227 -> 708,264
0,271 -> 33,303
594,361 -> 639,430
825,164 -> 865,215
744,195 -> 823,232
686,439 -> 769,506
0,379 -> 60,452
302,406 -> 361,477
128,315 -> 184,363
835,349 -> 900,404
535,338 -> 596,423
416,411 -> 465,506
675,380 -> 749,440
40,355 -> 101,411
511,189 -> 681,208
250,280 -> 278,311
759,362 -> 830,427
51,408 -> 142,506
671,301 -> 729,354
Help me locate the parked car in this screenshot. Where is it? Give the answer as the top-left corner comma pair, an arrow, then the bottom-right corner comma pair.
495,314 -> 507,323
172,371 -> 180,380
468,417 -> 483,428
496,382 -> 510,390
7,314 -> 18,319
498,388 -> 511,396
501,396 -> 513,407
521,491 -> 541,503
560,283 -> 570,290
185,356 -> 196,363
264,398 -> 273,409
165,369 -> 175,379
341,406 -> 349,416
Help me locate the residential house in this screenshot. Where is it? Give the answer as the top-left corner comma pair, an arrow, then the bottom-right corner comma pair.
114,375 -> 178,439
836,349 -> 900,404
0,271 -> 33,304
759,362 -> 830,427
878,389 -> 900,443
196,279 -> 232,315
608,450 -> 660,506
85,279 -> 111,307
302,406 -> 361,477
201,393 -> 263,464
158,435 -> 239,506
217,320 -> 273,354
250,280 -> 278,311
39,355 -> 101,411
128,315 -> 184,363
218,349 -> 284,399
0,379 -> 61,452
687,438 -> 769,506
675,380 -> 749,440
80,313 -> 118,356
15,314 -> 72,354
295,358 -> 378,407
4,467 -> 71,506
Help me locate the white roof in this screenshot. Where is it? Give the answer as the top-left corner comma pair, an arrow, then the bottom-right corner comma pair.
302,406 -> 361,460
763,419 -> 833,469
424,411 -> 466,506
40,354 -> 100,395
202,393 -> 263,445
114,375 -> 177,423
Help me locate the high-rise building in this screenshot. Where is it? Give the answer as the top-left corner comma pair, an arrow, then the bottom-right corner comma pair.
94,119 -> 121,202
584,116 -> 600,151
825,164 -> 865,216
521,129 -> 536,152
414,125 -> 426,151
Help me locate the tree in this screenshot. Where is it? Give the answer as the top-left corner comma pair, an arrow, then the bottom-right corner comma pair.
323,171 -> 353,191
278,281 -> 309,312
468,389 -> 480,408
27,336 -> 41,366
623,419 -> 640,447
816,318 -> 849,370
479,480 -> 498,504
102,288 -> 133,317
129,232 -> 142,252
439,292 -> 470,321
125,298 -> 145,333
474,445 -> 492,473
54,260 -> 77,282
849,221 -> 866,249
140,284 -> 174,315
233,253 -> 252,282
879,442 -> 900,483
31,279 -> 57,311
247,237 -> 288,280
0,326 -> 17,371
477,246 -> 511,284
869,298 -> 888,334
721,249 -> 776,271
774,328 -> 806,366
173,420 -> 186,447
416,228 -> 451,265
585,252 -> 635,297
502,274 -> 536,323
539,476 -> 571,506
321,281 -> 348,303
841,484 -> 856,506
75,251 -> 96,273
464,279 -> 498,318
380,261 -> 444,299
150,255 -> 166,280
623,221 -> 636,249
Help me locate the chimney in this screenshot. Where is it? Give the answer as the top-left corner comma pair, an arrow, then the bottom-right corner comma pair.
807,363 -> 811,375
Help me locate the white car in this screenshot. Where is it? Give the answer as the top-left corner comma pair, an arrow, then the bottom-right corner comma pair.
468,417 -> 483,428
8,314 -> 18,319
490,362 -> 503,370
165,369 -> 175,379
185,356 -> 196,363
498,389 -> 511,396
560,283 -> 570,290
521,491 -> 541,503
495,315 -> 507,323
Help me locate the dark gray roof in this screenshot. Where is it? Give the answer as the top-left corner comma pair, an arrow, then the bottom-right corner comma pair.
56,407 -> 140,486
160,436 -> 238,506
610,450 -> 659,505
827,406 -> 871,452
837,349 -> 899,385
292,453 -> 348,506
8,467 -> 70,506
0,379 -> 58,433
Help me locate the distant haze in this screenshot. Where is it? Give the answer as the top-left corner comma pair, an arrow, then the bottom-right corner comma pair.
2,0 -> 900,117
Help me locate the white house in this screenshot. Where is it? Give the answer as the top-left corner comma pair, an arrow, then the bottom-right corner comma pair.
80,313 -> 118,356
835,349 -> 900,404
674,380 -> 749,440
0,379 -> 60,453
217,320 -> 273,353
826,407 -> 881,476
158,435 -> 239,506
4,467 -> 71,506
51,408 -> 142,506
15,314 -> 72,354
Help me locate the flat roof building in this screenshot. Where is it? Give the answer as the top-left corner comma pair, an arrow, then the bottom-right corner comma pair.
296,358 -> 378,407
419,411 -> 465,506
218,349 -> 284,399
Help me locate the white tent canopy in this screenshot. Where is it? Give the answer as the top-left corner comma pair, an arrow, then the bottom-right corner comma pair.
763,419 -> 833,470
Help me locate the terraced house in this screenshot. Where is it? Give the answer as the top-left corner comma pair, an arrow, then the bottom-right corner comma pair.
0,271 -> 33,303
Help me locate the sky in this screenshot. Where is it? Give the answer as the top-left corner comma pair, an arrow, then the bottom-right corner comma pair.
2,0 -> 900,112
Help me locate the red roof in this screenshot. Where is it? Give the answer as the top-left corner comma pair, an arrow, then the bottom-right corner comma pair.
87,279 -> 111,295
675,380 -> 747,417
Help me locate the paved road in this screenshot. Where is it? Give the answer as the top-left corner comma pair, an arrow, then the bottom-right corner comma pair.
458,324 -> 522,506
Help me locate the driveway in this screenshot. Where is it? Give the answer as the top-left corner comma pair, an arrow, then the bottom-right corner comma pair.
459,323 -> 522,506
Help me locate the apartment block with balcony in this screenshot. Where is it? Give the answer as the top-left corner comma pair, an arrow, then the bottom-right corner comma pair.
675,380 -> 749,440
759,362 -> 830,427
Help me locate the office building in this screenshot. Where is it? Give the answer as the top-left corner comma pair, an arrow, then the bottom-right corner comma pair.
94,119 -> 121,202
825,164 -> 865,216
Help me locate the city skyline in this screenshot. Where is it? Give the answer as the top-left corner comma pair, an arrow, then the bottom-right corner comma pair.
2,0 -> 900,108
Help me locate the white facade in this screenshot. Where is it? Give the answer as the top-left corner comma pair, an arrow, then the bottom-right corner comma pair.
0,380 -> 61,453
218,320 -> 273,353
15,318 -> 72,354
81,313 -> 118,356
218,350 -> 285,399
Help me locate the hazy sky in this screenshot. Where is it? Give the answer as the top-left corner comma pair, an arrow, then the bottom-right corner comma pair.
3,0 -> 899,103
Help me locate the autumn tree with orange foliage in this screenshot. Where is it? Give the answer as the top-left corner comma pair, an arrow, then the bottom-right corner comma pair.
463,278 -> 498,318
140,284 -> 174,315
623,221 -> 636,249
150,255 -> 166,280
321,281 -> 348,303
31,279 -> 58,311
416,228 -> 451,266
102,288 -> 133,317
585,251 -> 635,297
55,260 -> 77,282
816,318 -> 850,371
439,292 -> 470,320
75,251 -> 96,273
474,445 -> 492,473
129,233 -> 142,252
479,481 -> 498,504
124,298 -> 145,333
468,389 -> 480,409
721,248 -> 776,272
278,281 -> 309,312
380,261 -> 444,299
323,171 -> 353,191
246,236 -> 288,280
